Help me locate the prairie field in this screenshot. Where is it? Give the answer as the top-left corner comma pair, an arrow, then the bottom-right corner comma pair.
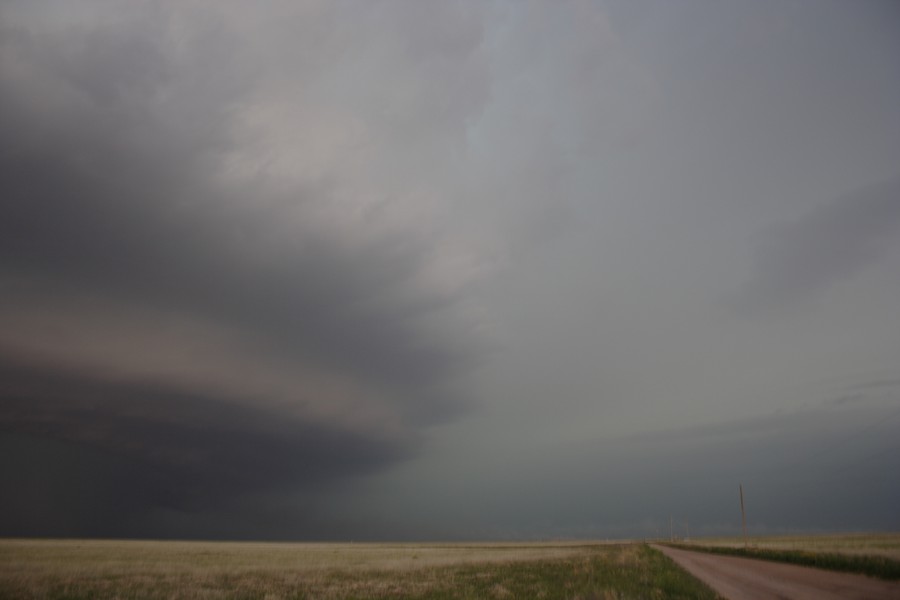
0,539 -> 718,599
689,532 -> 900,559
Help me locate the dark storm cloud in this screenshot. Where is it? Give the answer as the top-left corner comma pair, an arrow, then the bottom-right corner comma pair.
0,15 -> 471,392
4,0 -> 898,542
617,406 -> 900,533
0,1 -> 486,534
434,404 -> 900,539
0,357 -> 409,508
731,176 -> 900,313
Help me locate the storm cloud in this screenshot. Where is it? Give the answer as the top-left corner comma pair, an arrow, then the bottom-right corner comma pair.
731,176 -> 900,313
1,0 -> 899,539
0,0 -> 489,525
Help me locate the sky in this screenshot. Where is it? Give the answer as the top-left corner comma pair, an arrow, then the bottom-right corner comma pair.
1,0 -> 899,541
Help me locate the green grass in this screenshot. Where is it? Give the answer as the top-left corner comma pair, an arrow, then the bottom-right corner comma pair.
665,542 -> 900,581
0,540 -> 720,599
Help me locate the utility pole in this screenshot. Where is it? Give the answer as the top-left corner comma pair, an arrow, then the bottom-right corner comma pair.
739,483 -> 747,548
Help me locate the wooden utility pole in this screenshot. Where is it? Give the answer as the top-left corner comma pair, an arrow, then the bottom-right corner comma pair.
739,483 -> 747,548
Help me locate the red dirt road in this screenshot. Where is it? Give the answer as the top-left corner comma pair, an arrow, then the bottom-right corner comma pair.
653,545 -> 900,600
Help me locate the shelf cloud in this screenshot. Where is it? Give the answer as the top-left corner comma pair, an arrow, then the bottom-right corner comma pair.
1,0 -> 898,539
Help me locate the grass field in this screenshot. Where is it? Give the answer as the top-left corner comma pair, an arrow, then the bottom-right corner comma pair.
687,532 -> 900,559
670,532 -> 900,581
0,539 -> 720,599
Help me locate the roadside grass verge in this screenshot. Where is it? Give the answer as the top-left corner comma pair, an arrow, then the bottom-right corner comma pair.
411,545 -> 720,600
693,532 -> 900,560
0,540 -> 719,599
665,543 -> 900,581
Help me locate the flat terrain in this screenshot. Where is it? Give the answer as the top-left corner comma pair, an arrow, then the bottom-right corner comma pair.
0,539 -> 719,599
692,532 -> 900,560
656,544 -> 900,600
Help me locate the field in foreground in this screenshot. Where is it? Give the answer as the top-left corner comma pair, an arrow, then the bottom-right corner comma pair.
0,539 -> 719,599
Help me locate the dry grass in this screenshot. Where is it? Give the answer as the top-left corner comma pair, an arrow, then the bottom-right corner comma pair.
0,538 -> 598,573
689,532 -> 900,560
0,539 -> 718,599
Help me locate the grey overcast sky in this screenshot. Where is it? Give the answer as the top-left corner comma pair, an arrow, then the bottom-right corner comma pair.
1,0 -> 899,540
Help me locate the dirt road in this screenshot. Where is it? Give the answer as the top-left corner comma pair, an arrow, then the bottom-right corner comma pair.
653,545 -> 900,599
